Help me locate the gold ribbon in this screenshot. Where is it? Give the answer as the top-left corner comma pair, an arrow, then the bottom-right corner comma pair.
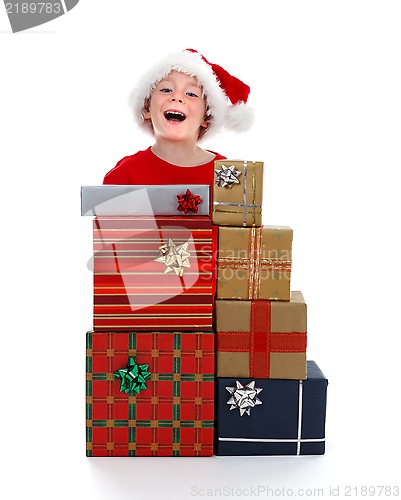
217,228 -> 292,299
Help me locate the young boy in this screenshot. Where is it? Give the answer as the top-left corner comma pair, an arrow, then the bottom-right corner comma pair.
103,49 -> 253,189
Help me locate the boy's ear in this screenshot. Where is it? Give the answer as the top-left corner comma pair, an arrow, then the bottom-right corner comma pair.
143,110 -> 151,120
200,118 -> 208,129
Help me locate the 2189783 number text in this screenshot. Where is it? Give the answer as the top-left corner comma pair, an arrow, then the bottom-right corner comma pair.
343,485 -> 399,496
5,2 -> 62,14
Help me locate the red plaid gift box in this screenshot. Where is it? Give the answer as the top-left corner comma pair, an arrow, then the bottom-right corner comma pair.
86,330 -> 215,457
92,216 -> 217,331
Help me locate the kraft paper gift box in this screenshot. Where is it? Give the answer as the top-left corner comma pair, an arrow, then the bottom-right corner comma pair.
217,225 -> 292,301
81,185 -> 210,216
215,361 -> 328,456
86,330 -> 215,457
215,291 -> 307,379
212,160 -> 263,227
92,216 -> 217,331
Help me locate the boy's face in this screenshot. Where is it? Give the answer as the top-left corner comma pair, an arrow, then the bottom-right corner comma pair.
144,71 -> 208,143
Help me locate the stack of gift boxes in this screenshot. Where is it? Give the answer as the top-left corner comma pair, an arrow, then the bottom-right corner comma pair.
83,161 -> 328,457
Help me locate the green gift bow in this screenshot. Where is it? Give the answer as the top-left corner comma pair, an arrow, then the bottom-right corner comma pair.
113,357 -> 151,394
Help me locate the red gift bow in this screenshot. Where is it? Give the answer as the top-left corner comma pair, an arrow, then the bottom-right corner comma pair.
177,189 -> 203,214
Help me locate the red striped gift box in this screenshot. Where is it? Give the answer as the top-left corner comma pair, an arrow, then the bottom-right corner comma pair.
92,216 -> 216,331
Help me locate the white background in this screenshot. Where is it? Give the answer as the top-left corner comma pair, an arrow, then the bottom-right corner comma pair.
1,1 -> 400,499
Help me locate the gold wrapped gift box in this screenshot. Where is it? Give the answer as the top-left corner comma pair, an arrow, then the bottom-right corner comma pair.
213,160 -> 263,227
215,291 -> 307,379
216,225 -> 293,301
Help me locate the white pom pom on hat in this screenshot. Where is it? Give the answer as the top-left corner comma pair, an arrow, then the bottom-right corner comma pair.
129,48 -> 254,139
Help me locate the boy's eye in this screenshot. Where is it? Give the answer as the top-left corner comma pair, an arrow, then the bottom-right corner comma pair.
160,88 -> 172,93
186,92 -> 199,98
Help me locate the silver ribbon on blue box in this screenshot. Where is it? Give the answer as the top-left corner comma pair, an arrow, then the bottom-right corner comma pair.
216,361 -> 328,456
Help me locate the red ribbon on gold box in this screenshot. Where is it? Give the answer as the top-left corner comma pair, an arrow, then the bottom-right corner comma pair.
216,292 -> 307,379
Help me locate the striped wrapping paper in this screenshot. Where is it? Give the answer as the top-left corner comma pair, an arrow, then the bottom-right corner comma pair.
86,330 -> 215,457
92,216 -> 217,331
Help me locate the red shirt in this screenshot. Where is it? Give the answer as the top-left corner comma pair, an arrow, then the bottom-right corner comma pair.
103,147 -> 226,190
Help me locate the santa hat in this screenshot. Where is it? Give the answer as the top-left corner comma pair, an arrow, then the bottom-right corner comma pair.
129,48 -> 254,139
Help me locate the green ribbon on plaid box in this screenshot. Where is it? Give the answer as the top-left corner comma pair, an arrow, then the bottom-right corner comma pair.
86,330 -> 215,457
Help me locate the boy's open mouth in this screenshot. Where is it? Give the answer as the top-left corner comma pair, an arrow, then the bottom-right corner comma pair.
164,111 -> 186,122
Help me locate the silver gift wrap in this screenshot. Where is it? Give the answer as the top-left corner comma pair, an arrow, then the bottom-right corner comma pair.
81,185 -> 210,216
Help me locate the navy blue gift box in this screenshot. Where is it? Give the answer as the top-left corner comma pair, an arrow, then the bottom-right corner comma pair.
215,360 -> 328,456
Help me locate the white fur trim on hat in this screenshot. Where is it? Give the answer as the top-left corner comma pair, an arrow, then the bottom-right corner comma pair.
128,50 -> 250,140
225,102 -> 254,132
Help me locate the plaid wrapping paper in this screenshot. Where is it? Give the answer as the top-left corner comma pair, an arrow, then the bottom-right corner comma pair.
86,331 -> 215,457
93,216 -> 217,331
215,292 -> 307,379
217,225 -> 293,301
212,160 -> 263,227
